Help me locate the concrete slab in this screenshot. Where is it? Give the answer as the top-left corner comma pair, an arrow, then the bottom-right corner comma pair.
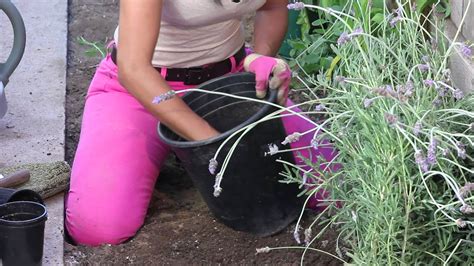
450,0 -> 464,29
461,0 -> 474,41
0,1 -> 67,265
0,0 -> 67,167
44,193 -> 65,266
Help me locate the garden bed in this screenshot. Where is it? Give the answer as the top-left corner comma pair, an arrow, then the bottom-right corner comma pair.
63,1 -> 340,264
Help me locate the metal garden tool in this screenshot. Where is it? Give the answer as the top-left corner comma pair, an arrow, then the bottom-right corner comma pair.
0,0 -> 26,118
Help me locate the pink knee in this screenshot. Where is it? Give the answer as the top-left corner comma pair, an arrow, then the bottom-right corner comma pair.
65,191 -> 144,246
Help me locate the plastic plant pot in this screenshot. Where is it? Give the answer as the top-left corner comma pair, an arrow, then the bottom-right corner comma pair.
158,72 -> 303,236
0,188 -> 44,205
0,201 -> 47,266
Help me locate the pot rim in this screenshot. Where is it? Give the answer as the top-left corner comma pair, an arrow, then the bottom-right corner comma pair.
158,72 -> 277,148
0,201 -> 47,226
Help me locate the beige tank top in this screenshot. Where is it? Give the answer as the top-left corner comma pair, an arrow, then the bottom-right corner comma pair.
114,0 -> 266,68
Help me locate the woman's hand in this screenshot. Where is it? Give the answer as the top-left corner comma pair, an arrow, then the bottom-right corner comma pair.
243,53 -> 291,105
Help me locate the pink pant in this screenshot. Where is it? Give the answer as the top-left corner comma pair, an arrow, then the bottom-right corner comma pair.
65,55 -> 337,246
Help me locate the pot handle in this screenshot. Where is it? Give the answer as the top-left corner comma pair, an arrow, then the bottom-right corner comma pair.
0,0 -> 26,87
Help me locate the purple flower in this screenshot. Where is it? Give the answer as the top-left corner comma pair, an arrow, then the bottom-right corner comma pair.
337,28 -> 364,46
423,79 -> 436,87
418,63 -> 430,72
208,158 -> 218,175
389,16 -> 402,27
413,121 -> 422,136
335,75 -> 346,85
460,204 -> 474,214
456,142 -> 466,159
415,149 -> 429,172
456,219 -> 467,228
384,113 -> 398,127
314,104 -> 326,112
363,98 -> 375,108
442,148 -> 450,157
287,2 -> 305,10
432,97 -> 442,107
404,81 -> 414,97
437,87 -> 447,97
453,89 -> 464,100
337,32 -> 350,46
459,183 -> 474,198
460,43 -> 472,58
352,27 -> 364,35
427,138 -> 438,165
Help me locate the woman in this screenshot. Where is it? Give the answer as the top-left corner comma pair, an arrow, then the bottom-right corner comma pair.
65,0 -> 333,246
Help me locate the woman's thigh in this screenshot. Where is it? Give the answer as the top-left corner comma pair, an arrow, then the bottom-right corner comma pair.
65,57 -> 170,246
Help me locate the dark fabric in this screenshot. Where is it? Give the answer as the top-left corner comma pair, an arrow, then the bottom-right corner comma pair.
111,45 -> 246,85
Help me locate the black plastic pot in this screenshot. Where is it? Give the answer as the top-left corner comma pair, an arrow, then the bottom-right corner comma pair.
0,188 -> 44,205
158,72 -> 303,236
0,201 -> 47,266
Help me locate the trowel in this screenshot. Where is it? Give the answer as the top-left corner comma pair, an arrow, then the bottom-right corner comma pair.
0,0 -> 26,118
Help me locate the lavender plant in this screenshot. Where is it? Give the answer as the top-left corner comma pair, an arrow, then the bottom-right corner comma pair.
260,0 -> 474,264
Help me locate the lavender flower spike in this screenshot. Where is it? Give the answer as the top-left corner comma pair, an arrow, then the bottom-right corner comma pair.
337,32 -> 350,46
208,158 -> 218,175
287,2 -> 305,10
282,132 -> 302,145
453,89 -> 464,100
459,183 -> 474,198
427,137 -> 438,165
256,247 -> 271,254
413,121 -> 422,136
314,104 -> 326,112
415,150 -> 429,173
265,143 -> 279,156
460,43 -> 472,58
384,113 -> 398,127
363,98 -> 375,108
423,79 -> 435,87
418,63 -> 430,72
460,204 -> 474,215
456,142 -> 467,159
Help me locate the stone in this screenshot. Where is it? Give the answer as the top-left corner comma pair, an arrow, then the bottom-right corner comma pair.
451,0 -> 464,29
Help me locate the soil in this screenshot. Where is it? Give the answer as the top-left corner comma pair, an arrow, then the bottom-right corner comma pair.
64,1 -> 340,264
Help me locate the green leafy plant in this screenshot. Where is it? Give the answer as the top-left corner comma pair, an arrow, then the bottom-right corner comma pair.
77,36 -> 107,58
259,0 -> 474,264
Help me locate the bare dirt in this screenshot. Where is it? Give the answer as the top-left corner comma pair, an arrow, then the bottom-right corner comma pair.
64,1 -> 340,264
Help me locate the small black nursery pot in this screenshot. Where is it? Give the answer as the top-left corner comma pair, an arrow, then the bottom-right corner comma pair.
0,188 -> 44,205
0,201 -> 48,266
158,72 -> 303,236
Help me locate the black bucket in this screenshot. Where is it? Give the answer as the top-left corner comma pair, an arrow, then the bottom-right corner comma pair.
0,201 -> 47,266
158,72 -> 303,236
0,188 -> 44,205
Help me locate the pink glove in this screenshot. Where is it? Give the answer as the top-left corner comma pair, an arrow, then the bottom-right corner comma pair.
243,54 -> 291,105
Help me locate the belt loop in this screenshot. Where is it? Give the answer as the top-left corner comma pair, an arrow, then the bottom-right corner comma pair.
159,67 -> 168,79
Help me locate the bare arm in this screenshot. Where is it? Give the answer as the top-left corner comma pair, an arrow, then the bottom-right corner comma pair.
117,0 -> 219,141
253,0 -> 289,56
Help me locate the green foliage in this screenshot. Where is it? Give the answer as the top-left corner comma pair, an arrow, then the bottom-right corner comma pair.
77,36 -> 107,59
289,0 -> 451,76
279,0 -> 474,264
